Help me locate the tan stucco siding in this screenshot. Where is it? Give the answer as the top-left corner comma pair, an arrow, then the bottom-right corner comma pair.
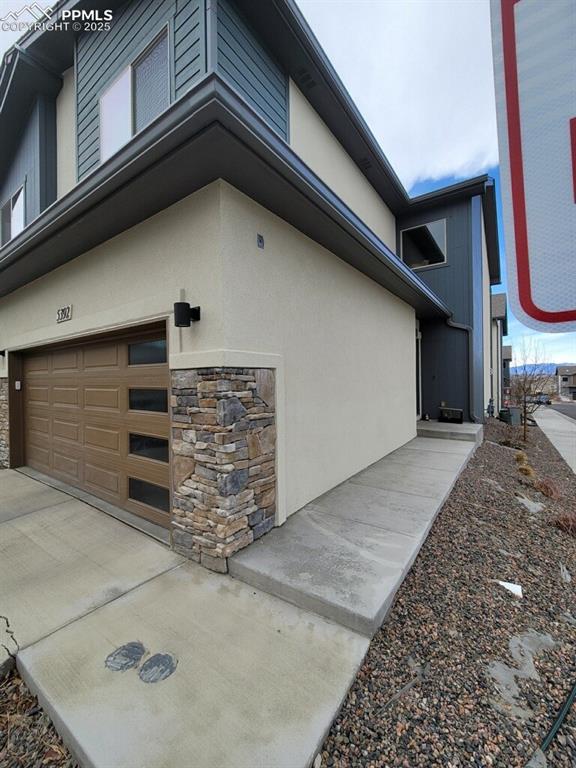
0,183 -> 224,377
288,80 -> 397,251
56,68 -> 77,198
218,182 -> 416,518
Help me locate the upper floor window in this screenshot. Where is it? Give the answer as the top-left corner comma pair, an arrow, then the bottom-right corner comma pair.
99,30 -> 170,163
1,186 -> 25,246
401,219 -> 447,270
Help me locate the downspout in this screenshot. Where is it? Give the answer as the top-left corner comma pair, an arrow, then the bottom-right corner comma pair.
446,318 -> 480,423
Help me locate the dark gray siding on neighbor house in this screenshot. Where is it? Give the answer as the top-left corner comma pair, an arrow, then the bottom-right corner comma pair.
0,98 -> 56,227
217,0 -> 288,139
76,0 -> 205,180
400,198 -> 486,422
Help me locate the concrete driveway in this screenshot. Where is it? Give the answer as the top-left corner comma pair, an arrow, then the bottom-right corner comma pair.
0,470 -> 368,768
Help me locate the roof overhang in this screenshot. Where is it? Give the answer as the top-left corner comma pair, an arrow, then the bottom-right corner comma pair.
0,73 -> 449,319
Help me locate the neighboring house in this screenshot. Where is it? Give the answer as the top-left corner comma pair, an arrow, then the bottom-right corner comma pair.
502,345 -> 512,388
397,182 -> 500,421
0,0 -> 500,571
502,344 -> 512,405
557,366 -> 576,399
489,293 -> 508,412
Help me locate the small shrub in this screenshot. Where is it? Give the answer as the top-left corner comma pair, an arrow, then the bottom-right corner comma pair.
518,464 -> 535,477
552,512 -> 576,537
515,452 -> 528,464
533,478 -> 561,500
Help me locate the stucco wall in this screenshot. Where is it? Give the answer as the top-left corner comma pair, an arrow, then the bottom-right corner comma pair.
56,68 -> 76,198
288,80 -> 396,252
217,182 -> 416,518
0,183 -> 224,379
491,321 -> 502,410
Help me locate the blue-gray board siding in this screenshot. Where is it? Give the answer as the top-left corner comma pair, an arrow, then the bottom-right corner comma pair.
76,0 -> 205,179
0,101 -> 41,226
399,198 -> 487,421
216,0 -> 288,139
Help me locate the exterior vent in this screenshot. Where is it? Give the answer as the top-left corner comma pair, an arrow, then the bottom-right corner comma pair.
297,67 -> 316,90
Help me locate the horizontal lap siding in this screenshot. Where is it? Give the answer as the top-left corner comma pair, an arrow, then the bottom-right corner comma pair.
0,103 -> 40,224
217,0 -> 288,139
76,0 -> 206,180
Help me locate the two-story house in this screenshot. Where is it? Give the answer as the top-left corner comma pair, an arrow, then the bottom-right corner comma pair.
0,0 -> 500,571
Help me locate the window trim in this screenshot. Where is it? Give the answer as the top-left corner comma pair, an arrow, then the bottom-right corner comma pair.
98,25 -> 171,165
399,218 -> 448,272
1,182 -> 26,246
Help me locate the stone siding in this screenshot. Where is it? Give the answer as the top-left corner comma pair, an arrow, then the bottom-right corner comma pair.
171,368 -> 276,572
0,378 -> 8,469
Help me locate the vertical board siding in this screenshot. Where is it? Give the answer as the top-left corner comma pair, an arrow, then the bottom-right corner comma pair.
0,102 -> 41,225
217,0 -> 288,139
76,0 -> 205,179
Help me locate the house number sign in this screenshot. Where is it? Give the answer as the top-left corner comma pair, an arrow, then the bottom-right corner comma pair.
56,305 -> 73,323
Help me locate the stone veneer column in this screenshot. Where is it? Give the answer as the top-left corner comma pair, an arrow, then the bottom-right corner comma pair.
170,368 -> 276,572
0,379 -> 8,469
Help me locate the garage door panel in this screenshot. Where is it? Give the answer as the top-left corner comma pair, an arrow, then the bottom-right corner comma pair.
27,385 -> 50,405
52,349 -> 81,372
85,463 -> 121,496
53,386 -> 80,408
83,343 -> 120,369
84,387 -> 120,410
24,355 -> 50,374
26,444 -> 50,469
85,424 -> 121,452
23,328 -> 170,528
53,418 -> 80,443
52,451 -> 81,481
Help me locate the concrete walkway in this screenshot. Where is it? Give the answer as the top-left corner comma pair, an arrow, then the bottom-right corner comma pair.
230,435 -> 476,636
535,407 -> 576,472
0,469 -> 368,768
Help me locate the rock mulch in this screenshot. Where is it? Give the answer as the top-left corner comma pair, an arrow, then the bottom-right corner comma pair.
0,666 -> 75,767
321,419 -> 576,767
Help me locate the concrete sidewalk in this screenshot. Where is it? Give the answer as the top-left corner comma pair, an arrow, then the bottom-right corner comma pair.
230,435 -> 476,636
1,469 -> 368,768
535,407 -> 576,472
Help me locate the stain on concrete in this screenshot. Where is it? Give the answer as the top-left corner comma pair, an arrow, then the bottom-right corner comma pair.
138,653 -> 177,683
487,629 -> 556,720
105,641 -> 146,672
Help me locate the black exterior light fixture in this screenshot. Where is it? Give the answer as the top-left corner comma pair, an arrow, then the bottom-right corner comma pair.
173,302 -> 201,327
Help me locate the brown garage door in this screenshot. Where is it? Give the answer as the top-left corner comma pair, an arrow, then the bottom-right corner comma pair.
23,325 -> 171,527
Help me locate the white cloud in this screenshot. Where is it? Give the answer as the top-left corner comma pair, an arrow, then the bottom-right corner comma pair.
296,0 -> 499,190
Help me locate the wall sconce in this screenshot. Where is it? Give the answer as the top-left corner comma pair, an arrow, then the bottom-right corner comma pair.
173,302 -> 201,327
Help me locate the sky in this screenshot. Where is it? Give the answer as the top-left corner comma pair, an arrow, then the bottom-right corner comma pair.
0,0 -> 574,364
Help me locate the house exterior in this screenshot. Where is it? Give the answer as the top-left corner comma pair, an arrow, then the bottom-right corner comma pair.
502,344 -> 512,405
0,0 -> 500,571
397,181 -> 501,421
557,366 -> 576,399
489,293 -> 508,412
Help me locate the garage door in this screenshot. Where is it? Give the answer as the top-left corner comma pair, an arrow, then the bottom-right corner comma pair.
23,326 -> 171,527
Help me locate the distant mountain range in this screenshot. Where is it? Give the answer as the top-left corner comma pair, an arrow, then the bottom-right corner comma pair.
510,363 -> 575,375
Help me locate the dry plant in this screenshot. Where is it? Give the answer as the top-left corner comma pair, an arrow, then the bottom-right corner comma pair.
510,338 -> 554,442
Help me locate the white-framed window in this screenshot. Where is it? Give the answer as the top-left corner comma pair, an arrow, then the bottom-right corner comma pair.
99,29 -> 170,163
1,185 -> 25,246
400,218 -> 447,270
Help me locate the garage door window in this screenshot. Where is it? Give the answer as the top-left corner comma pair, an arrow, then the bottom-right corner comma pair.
129,477 -> 170,512
129,388 -> 168,412
128,339 -> 167,365
129,433 -> 169,462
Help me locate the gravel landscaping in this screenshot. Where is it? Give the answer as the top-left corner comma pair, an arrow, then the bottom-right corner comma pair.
1,418 -> 574,768
321,418 -> 576,767
0,666 -> 75,768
